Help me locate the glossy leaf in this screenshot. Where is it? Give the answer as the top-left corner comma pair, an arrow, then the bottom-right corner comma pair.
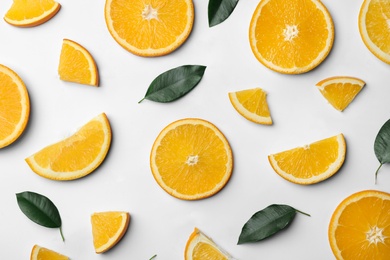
139,65 -> 206,103
208,0 -> 239,27
374,118 -> 390,183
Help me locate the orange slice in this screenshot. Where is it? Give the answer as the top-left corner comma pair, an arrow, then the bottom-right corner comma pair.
30,245 -> 69,260
91,211 -> 130,254
329,190 -> 390,260
25,113 -> 111,180
105,0 -> 194,56
359,0 -> 390,64
0,64 -> 30,148
228,88 -> 272,125
4,0 -> 60,27
268,134 -> 346,184
316,76 -> 365,111
249,0 -> 334,74
58,39 -> 99,86
150,118 -> 233,200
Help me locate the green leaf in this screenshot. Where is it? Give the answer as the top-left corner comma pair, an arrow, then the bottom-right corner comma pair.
139,65 -> 206,103
237,204 -> 310,244
208,0 -> 239,27
374,118 -> 390,183
16,191 -> 64,241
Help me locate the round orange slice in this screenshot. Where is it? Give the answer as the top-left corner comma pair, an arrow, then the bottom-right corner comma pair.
150,118 -> 233,200
30,245 -> 69,260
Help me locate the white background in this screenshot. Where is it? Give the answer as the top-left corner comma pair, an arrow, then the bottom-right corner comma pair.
1,0 -> 390,259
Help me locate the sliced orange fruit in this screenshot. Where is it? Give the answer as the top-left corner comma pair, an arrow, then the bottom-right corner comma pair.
150,118 -> 233,200
0,64 -> 30,148
359,0 -> 390,64
316,76 -> 365,111
249,0 -> 334,74
228,88 -> 272,125
58,39 -> 99,86
268,134 -> 346,184
105,0 -> 194,56
25,113 -> 111,181
4,0 -> 60,27
30,245 -> 69,260
329,190 -> 390,260
91,211 -> 130,254
185,228 -> 233,260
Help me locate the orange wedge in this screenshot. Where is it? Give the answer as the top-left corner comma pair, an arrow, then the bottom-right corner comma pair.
4,0 -> 60,27
316,76 -> 365,111
268,134 -> 346,184
30,245 -> 69,260
228,88 -> 272,125
91,211 -> 130,254
105,0 -> 194,56
249,0 -> 334,74
150,118 -> 233,200
25,113 -> 111,181
0,64 -> 30,148
329,190 -> 390,260
58,39 -> 99,86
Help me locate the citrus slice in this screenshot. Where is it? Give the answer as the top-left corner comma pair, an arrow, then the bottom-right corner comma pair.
329,190 -> 390,260
91,211 -> 130,254
58,39 -> 99,86
4,0 -> 60,27
25,113 -> 111,180
228,88 -> 272,125
359,0 -> 390,64
30,245 -> 69,260
249,0 -> 334,74
0,64 -> 30,148
150,118 -> 233,200
316,76 -> 366,111
185,228 -> 233,260
105,0 -> 194,56
268,134 -> 346,184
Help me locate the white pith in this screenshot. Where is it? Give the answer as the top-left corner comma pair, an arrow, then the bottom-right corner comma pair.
283,25 -> 299,41
142,4 -> 158,20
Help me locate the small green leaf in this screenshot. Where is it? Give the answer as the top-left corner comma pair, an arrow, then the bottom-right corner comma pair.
208,0 -> 239,27
16,191 -> 64,241
139,65 -> 206,103
238,204 -> 310,244
374,119 -> 390,183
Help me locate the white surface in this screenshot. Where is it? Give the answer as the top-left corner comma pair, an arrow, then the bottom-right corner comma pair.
1,0 -> 390,259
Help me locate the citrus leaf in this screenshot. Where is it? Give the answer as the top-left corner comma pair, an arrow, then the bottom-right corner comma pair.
374,118 -> 390,183
208,0 -> 239,27
139,65 -> 206,103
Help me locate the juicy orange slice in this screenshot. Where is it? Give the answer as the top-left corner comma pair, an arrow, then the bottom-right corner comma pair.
25,113 -> 111,180
249,0 -> 334,74
4,0 -> 60,27
150,118 -> 233,200
30,245 -> 69,260
228,88 -> 272,125
105,0 -> 194,56
0,64 -> 30,148
316,76 -> 365,111
58,39 -> 99,86
91,211 -> 130,254
359,0 -> 390,64
268,134 -> 346,184
329,190 -> 390,260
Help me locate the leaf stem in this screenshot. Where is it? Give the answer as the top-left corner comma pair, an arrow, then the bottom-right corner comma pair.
149,255 -> 157,260
295,209 -> 311,217
59,226 -> 65,242
375,163 -> 383,184
138,97 -> 145,104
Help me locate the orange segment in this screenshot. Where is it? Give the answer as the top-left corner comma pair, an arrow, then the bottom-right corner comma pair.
58,39 -> 99,86
4,0 -> 60,27
316,76 -> 365,111
105,0 -> 194,56
150,118 -> 233,200
268,134 -> 346,184
91,211 -> 130,254
329,190 -> 390,260
0,64 -> 30,148
25,113 -> 111,180
228,88 -> 272,125
30,245 -> 69,260
249,0 -> 334,74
